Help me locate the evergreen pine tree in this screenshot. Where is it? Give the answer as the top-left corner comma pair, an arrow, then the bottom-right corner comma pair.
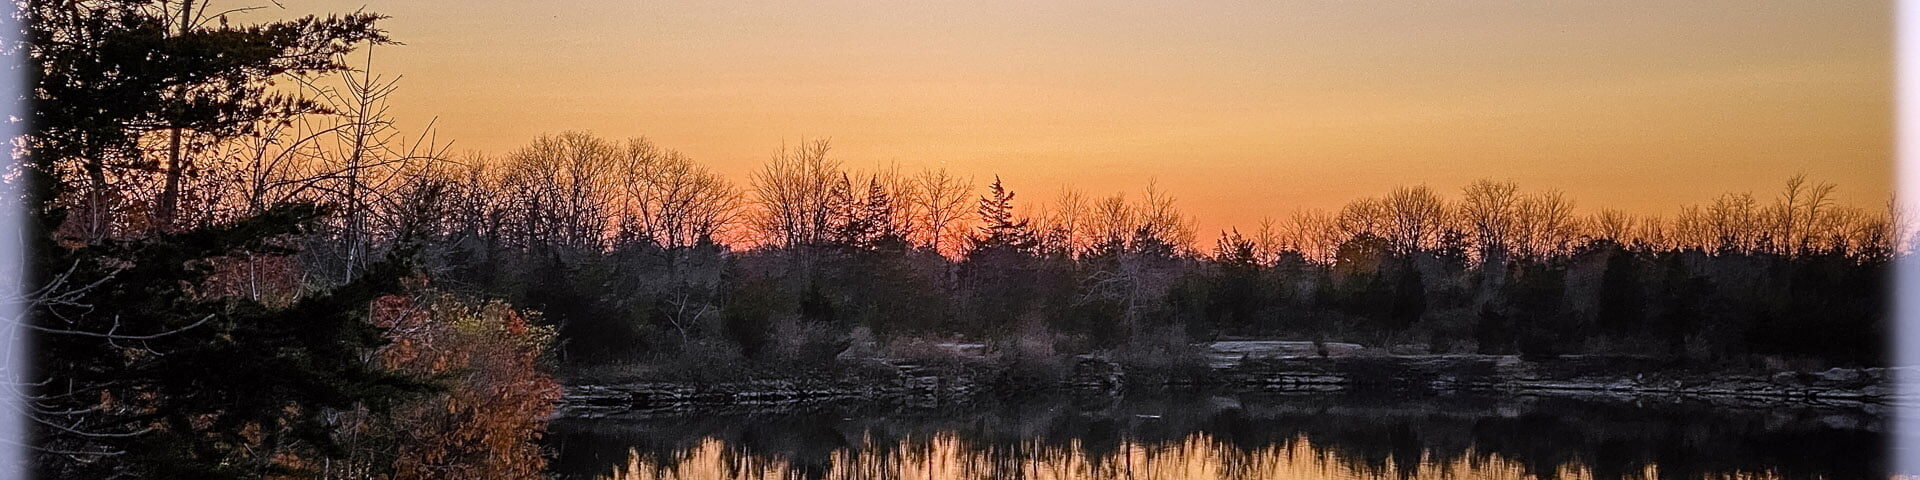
21,2 -> 425,476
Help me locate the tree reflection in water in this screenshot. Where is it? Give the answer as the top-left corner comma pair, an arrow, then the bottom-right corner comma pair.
548,393 -> 1886,480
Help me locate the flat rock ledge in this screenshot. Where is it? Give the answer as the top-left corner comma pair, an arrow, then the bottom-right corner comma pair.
561,356 -> 1904,417
561,364 -> 982,417
1212,356 -> 1900,408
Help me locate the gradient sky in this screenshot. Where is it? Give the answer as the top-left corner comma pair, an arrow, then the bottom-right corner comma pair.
271,1 -> 1891,234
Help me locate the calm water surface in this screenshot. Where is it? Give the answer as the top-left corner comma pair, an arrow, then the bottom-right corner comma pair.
548,393 -> 1888,480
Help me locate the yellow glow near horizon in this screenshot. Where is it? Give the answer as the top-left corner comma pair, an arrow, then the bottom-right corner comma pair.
595,433 -> 1695,480
260,1 -> 1890,235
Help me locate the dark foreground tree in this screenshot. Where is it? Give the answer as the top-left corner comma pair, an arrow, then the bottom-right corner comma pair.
27,206 -> 426,478
25,0 -> 389,238
16,1 -> 442,478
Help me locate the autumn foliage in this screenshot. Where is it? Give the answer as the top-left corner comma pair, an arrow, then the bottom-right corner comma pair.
367,295 -> 561,480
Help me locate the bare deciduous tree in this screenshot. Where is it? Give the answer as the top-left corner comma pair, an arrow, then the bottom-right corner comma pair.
907,167 -> 973,256
498,132 -> 620,251
1585,209 -> 1636,245
616,138 -> 739,249
1460,179 -> 1521,262
1512,190 -> 1576,260
1089,193 -> 1136,252
750,140 -> 841,248
1035,186 -> 1090,256
1379,185 -> 1449,254
1134,182 -> 1196,254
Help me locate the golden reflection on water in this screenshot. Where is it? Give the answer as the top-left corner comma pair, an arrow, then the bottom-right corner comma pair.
596,432 -> 1779,480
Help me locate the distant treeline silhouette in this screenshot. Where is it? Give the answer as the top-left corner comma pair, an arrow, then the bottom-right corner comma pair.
204,130 -> 1884,370
41,106 -> 1896,373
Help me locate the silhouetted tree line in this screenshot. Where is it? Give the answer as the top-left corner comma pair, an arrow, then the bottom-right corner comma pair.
365,131 -> 1896,370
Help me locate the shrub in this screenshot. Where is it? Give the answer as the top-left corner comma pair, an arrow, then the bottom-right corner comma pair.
1110,325 -> 1211,383
987,323 -> 1073,391
366,295 -> 561,480
767,316 -> 850,367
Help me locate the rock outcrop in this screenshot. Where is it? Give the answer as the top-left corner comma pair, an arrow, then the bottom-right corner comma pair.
561,342 -> 1902,416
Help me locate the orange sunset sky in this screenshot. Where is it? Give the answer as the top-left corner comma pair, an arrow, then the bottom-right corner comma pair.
266,1 -> 1891,235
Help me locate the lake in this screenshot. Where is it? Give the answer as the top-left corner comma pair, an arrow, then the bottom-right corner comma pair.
548,392 -> 1889,480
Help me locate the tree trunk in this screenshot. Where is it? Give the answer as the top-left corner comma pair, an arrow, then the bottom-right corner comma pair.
155,127 -> 183,230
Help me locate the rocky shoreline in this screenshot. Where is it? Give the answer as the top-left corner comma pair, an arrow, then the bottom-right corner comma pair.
1212,355 -> 1897,405
559,352 -> 1903,417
